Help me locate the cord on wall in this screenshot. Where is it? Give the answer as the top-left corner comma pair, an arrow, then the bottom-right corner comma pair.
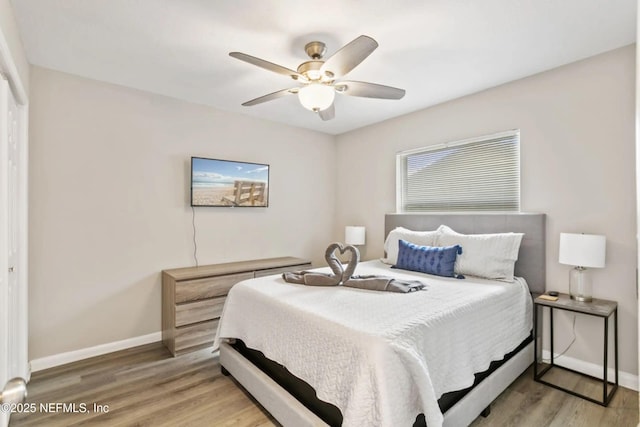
191,206 -> 199,267
543,314 -> 577,363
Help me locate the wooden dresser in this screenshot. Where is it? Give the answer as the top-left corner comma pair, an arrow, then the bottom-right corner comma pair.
162,256 -> 312,356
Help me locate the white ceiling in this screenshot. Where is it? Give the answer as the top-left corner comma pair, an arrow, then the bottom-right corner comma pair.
11,0 -> 637,135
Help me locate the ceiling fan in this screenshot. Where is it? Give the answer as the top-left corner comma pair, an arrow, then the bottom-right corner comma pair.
229,35 -> 405,121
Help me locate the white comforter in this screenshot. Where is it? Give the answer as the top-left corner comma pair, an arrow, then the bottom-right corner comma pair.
214,260 -> 532,427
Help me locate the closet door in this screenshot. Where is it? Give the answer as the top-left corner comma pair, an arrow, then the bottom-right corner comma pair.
0,76 -> 28,427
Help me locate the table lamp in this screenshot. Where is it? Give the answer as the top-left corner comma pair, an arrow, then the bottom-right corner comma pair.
558,233 -> 606,302
345,226 -> 366,246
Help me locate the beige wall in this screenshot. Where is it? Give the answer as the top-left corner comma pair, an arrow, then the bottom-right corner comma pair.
335,45 -> 638,375
0,0 -> 29,97
28,66 -> 336,359
29,46 -> 638,376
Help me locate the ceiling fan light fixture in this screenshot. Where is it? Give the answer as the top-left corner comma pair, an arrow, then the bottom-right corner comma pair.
298,84 -> 335,112
231,35 -> 404,120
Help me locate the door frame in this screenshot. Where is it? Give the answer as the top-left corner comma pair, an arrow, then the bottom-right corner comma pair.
636,1 -> 640,424
0,7 -> 30,423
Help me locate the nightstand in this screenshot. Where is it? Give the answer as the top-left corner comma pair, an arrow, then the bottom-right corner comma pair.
533,293 -> 618,406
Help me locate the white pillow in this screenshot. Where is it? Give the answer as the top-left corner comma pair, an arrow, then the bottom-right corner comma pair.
382,227 -> 440,265
436,225 -> 524,282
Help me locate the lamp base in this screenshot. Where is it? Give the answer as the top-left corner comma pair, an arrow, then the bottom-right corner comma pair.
569,266 -> 592,302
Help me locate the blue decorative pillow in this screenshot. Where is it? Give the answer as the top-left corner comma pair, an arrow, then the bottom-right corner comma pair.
393,239 -> 463,278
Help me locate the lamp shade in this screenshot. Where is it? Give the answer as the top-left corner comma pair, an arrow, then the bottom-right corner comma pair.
298,84 -> 335,112
559,233 -> 606,268
345,226 -> 366,245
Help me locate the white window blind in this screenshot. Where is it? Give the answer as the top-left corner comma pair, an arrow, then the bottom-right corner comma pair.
396,130 -> 520,212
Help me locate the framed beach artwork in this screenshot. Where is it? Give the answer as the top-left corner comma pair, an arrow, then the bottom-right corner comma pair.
191,157 -> 269,207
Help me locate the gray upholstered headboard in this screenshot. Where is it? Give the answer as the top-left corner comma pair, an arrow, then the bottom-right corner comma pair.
385,213 -> 546,294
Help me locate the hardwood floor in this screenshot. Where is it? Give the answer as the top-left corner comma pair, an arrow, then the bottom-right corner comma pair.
9,343 -> 638,427
10,343 -> 277,427
470,367 -> 638,427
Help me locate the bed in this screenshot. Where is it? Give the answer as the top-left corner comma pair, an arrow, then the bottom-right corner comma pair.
216,213 -> 546,427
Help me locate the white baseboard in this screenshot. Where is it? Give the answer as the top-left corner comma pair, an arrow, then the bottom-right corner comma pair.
541,350 -> 639,391
29,332 -> 162,373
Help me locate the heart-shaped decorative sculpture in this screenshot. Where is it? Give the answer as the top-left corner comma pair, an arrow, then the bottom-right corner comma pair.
282,242 -> 362,287
324,242 -> 360,284
298,243 -> 345,286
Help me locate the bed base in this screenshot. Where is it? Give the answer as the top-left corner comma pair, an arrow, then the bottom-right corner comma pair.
220,341 -> 329,427
441,341 -> 533,426
220,340 -> 534,427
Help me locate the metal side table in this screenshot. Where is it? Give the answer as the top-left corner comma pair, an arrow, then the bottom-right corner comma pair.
533,293 -> 618,406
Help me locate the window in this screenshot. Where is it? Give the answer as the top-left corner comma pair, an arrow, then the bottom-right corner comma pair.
396,130 -> 520,212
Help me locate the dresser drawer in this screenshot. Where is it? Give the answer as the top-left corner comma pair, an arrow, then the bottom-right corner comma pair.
254,263 -> 312,278
175,297 -> 225,327
174,319 -> 218,352
175,272 -> 253,303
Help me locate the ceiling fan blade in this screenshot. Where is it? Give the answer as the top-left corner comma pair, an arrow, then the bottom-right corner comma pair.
335,81 -> 405,99
320,35 -> 378,79
319,103 -> 335,121
230,52 -> 307,82
241,88 -> 298,106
